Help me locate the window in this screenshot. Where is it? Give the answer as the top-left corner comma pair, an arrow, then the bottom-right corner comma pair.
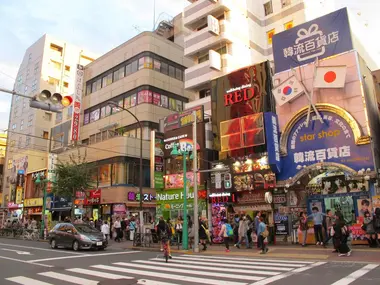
125,64 -> 132,76
50,43 -> 63,56
34,63 -> 39,74
264,1 -> 273,16
98,164 -> 111,187
175,68 -> 183,81
51,60 -> 61,70
10,140 -> 15,147
200,89 -> 211,99
43,131 -> 49,139
281,0 -> 291,7
65,65 -> 70,72
284,20 -> 293,30
168,65 -> 175,78
12,124 -> 16,130
44,112 -> 52,121
101,131 -> 108,141
86,84 -> 92,95
18,137 -> 22,148
25,136 -> 31,146
90,134 -> 96,144
48,77 -> 60,86
22,101 -> 26,110
7,159 -> 12,170
114,66 -> 125,81
27,115 -> 33,127
102,73 -> 113,87
20,120 -> 24,130
31,79 -> 38,92
267,29 -> 275,45
28,53 -> 32,61
95,132 -> 101,143
63,82 -> 69,88
131,60 -> 138,73
216,45 -> 227,55
161,62 -> 168,75
67,106 -> 73,118
198,53 -> 209,63
154,59 -> 161,71
53,134 -> 64,149
56,112 -> 62,124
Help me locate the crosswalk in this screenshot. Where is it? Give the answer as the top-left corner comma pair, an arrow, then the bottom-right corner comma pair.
4,255 -> 378,285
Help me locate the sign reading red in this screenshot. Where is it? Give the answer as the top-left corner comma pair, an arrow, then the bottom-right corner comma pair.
224,87 -> 255,106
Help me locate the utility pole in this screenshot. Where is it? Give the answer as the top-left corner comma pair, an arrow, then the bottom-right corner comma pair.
192,111 -> 199,253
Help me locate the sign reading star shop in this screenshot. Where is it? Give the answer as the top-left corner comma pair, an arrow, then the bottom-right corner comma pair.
273,8 -> 353,73
278,109 -> 373,180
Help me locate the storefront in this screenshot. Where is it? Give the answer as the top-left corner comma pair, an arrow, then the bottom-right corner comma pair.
74,189 -> 101,220
277,104 -> 376,244
23,198 -> 43,220
7,202 -> 23,221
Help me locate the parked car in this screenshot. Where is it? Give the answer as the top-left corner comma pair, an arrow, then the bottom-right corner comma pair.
48,222 -> 107,251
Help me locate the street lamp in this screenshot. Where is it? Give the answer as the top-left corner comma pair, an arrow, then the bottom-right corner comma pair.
170,143 -> 194,250
107,101 -> 144,235
35,174 -> 48,239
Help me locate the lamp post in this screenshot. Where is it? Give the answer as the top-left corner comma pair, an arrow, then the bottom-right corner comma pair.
35,174 -> 48,239
170,144 -> 193,250
108,101 -> 144,234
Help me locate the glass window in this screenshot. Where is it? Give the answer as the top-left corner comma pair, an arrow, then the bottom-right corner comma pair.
112,163 -> 126,185
161,95 -> 168,108
198,53 -> 209,63
138,57 -> 145,70
100,106 -> 106,119
169,98 -> 176,111
92,81 -> 97,92
264,1 -> 273,16
96,78 -> 101,91
114,66 -> 125,81
98,164 -> 111,187
131,93 -> 137,107
86,84 -> 91,95
138,90 -> 153,104
153,92 -> 160,106
154,59 -> 161,71
169,65 -> 175,78
105,105 -> 112,117
101,131 -> 107,141
131,60 -> 138,73
124,96 -> 131,109
216,45 -> 227,55
102,73 -> 112,87
267,29 -> 275,45
56,113 -> 62,124
161,62 -> 168,75
145,56 -> 153,69
95,132 -> 101,142
84,112 -> 90,125
89,135 -> 96,144
90,109 -> 100,122
175,68 -> 183,81
125,64 -> 132,76
176,100 -> 183,112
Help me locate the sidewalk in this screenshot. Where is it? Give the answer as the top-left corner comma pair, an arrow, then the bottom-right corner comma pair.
112,240 -> 380,263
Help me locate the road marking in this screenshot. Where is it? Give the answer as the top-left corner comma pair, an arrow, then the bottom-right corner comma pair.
91,264 -> 246,285
0,255 -> 53,268
330,264 -> 379,285
0,248 -> 32,255
182,255 -> 314,264
6,276 -> 53,285
28,250 -> 140,263
114,261 -> 264,281
137,280 -> 180,285
177,256 -> 306,267
134,260 -> 281,276
39,271 -> 98,285
249,261 -> 326,285
0,242 -> 84,255
164,258 -> 295,271
67,268 -> 135,279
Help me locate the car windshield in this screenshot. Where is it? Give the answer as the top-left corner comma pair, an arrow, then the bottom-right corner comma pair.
74,224 -> 99,233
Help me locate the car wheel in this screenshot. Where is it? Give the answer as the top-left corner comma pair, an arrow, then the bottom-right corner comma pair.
51,239 -> 57,249
72,240 -> 80,251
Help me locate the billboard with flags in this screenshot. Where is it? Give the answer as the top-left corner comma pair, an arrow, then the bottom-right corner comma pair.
273,75 -> 305,106
272,8 -> 353,74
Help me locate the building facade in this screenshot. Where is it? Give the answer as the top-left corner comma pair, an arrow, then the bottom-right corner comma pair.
3,34 -> 96,219
57,31 -> 194,221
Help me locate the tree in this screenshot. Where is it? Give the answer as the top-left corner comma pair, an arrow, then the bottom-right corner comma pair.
52,150 -> 94,220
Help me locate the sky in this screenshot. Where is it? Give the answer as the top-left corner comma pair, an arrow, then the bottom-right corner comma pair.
0,0 -> 380,131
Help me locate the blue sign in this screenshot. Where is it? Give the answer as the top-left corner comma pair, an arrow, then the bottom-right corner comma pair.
264,112 -> 281,173
273,8 -> 353,73
17,170 -> 24,174
278,111 -> 374,180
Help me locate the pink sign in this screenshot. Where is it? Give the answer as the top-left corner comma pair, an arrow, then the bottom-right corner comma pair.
113,203 -> 126,213
164,172 -> 201,189
153,93 -> 161,105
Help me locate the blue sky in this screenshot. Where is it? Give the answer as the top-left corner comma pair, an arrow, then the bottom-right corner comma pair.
0,0 -> 188,130
0,0 -> 379,131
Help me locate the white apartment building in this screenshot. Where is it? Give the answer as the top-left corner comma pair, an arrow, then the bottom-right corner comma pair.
182,0 -> 375,103
3,34 -> 96,206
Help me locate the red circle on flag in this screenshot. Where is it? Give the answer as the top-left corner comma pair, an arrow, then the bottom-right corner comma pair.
324,71 -> 336,83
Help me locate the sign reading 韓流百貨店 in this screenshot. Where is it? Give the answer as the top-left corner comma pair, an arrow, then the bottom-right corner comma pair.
272,8 -> 353,73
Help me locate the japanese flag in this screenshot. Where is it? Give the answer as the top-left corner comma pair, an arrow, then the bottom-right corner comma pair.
272,75 -> 305,106
314,66 -> 347,88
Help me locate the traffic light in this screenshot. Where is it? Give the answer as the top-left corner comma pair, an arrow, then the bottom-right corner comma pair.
30,90 -> 73,113
224,173 -> 232,189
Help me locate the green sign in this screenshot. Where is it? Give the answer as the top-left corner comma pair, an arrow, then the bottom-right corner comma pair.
154,172 -> 164,189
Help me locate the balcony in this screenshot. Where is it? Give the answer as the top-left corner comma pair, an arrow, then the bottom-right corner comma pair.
185,53 -> 234,91
184,0 -> 234,30
185,20 -> 233,57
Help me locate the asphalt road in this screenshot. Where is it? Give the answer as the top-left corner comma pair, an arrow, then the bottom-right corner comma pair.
0,238 -> 379,285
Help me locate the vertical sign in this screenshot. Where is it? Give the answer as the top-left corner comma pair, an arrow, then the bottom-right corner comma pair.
151,131 -> 165,189
71,64 -> 84,141
15,186 -> 23,204
215,173 -> 222,189
47,153 -> 57,193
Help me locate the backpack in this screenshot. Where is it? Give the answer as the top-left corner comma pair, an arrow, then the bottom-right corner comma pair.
225,223 -> 234,237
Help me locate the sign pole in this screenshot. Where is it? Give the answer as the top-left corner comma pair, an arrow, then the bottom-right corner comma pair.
182,154 -> 188,250
192,111 -> 199,253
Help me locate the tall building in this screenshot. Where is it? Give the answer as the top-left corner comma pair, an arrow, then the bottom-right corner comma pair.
0,132 -> 6,205
183,0 -> 378,104
56,26 -> 194,221
3,34 -> 96,213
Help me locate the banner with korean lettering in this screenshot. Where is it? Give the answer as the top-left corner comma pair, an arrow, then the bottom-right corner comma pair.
272,8 -> 353,73
278,110 -> 374,180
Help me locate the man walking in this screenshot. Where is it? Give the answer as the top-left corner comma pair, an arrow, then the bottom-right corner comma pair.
113,217 -> 122,242
254,211 -> 261,248
324,210 -> 334,247
257,217 -> 269,254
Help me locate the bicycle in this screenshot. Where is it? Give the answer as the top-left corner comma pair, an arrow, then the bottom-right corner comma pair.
22,229 -> 40,241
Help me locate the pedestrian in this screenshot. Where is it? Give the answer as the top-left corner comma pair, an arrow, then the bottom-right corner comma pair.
363,210 -> 378,248
233,214 -> 240,244
299,212 -> 308,247
123,217 -> 130,241
157,217 -> 172,258
120,217 -> 126,241
199,218 -> 209,251
332,212 -> 351,257
101,221 -> 110,241
235,215 -> 249,249
175,217 -> 183,244
254,211 -> 261,248
129,217 -> 136,241
323,210 -> 334,247
246,215 -> 254,248
257,217 -> 269,254
113,217 -> 122,242
308,207 -> 325,245
219,219 -> 230,252
374,208 -> 380,244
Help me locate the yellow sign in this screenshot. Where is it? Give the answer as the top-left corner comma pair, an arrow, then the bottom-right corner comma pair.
24,198 -> 43,207
15,187 -> 23,204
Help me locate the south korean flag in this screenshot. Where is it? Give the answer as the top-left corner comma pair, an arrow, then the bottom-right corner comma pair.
272,75 -> 305,106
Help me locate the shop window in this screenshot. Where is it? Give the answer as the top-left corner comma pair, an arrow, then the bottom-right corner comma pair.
98,164 -> 111,187
284,20 -> 293,30
267,29 -> 275,45
264,1 -> 273,16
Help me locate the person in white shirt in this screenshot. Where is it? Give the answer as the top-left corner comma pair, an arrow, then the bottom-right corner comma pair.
113,217 -> 122,242
101,221 -> 110,241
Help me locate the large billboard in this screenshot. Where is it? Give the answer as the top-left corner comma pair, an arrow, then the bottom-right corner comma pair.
273,8 -> 353,73
211,61 -> 275,154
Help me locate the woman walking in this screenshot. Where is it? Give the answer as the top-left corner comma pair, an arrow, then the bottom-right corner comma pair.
333,213 -> 351,257
299,212 -> 308,247
219,219 -> 230,252
235,215 -> 249,249
199,218 -> 209,251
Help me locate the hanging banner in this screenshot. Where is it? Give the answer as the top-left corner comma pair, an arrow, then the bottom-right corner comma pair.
273,8 -> 353,73
15,186 -> 23,204
71,64 -> 84,141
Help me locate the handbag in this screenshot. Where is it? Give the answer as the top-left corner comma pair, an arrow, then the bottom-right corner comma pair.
202,225 -> 210,240
261,229 -> 269,238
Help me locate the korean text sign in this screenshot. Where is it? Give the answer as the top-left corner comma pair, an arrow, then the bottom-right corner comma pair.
278,111 -> 373,180
272,8 -> 353,73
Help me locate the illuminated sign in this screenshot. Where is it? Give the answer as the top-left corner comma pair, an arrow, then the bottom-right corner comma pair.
224,84 -> 255,106
208,192 -> 237,204
128,192 -> 156,202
